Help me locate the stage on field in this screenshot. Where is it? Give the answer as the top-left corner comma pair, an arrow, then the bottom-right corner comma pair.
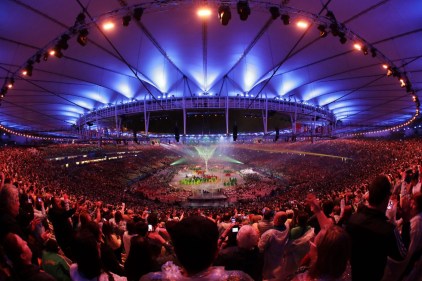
169,165 -> 243,199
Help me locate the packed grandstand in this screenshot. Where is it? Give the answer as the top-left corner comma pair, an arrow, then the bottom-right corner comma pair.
0,138 -> 421,281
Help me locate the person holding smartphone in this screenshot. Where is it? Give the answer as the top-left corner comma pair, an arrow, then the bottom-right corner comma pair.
218,218 -> 242,250
145,213 -> 171,253
215,225 -> 263,281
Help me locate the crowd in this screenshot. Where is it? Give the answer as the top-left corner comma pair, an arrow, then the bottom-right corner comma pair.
0,138 -> 421,281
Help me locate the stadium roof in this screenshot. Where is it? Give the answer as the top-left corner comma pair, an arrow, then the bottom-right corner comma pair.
0,0 -> 421,136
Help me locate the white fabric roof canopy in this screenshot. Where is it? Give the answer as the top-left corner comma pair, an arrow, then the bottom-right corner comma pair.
0,0 -> 421,135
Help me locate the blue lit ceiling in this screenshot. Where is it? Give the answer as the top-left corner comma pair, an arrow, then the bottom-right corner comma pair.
0,0 -> 421,134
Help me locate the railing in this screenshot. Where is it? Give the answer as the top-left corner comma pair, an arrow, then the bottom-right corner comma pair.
79,97 -> 335,125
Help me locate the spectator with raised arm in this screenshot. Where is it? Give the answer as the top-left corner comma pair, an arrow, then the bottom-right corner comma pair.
70,229 -> 127,281
48,195 -> 77,259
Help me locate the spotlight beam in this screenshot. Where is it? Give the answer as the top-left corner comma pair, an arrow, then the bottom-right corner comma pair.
223,18 -> 274,78
202,21 -> 208,91
114,1 -> 199,99
75,0 -> 166,110
246,0 -> 337,109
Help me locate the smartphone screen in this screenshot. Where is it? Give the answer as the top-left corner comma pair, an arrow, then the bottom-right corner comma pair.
232,227 -> 239,233
387,200 -> 393,210
148,224 -> 153,232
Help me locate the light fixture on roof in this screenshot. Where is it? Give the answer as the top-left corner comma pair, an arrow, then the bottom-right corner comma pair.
76,13 -> 86,25
22,61 -> 34,77
361,45 -> 368,55
133,7 -> 144,21
317,24 -> 328,38
237,1 -> 250,21
122,15 -> 132,26
330,23 -> 339,36
296,20 -> 309,29
77,28 -> 89,46
197,7 -> 212,18
353,43 -> 362,51
57,34 -> 70,50
326,10 -> 337,22
386,67 -> 393,76
281,14 -> 290,25
391,67 -> 400,78
0,86 -> 7,98
35,53 -> 41,63
269,6 -> 280,20
102,21 -> 115,30
53,46 -> 63,58
339,34 -> 347,44
400,78 -> 406,88
49,44 -> 63,58
405,80 -> 412,93
218,5 -> 231,26
370,48 -> 377,57
7,78 -> 15,89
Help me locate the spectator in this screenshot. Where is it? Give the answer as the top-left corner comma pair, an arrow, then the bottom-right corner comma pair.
3,233 -> 55,281
290,212 -> 311,240
285,209 -> 294,229
290,225 -> 351,281
109,210 -> 126,236
347,175 -> 407,281
48,196 -> 76,259
258,211 -> 289,280
400,192 -> 422,281
383,192 -> 422,281
70,229 -> 127,281
0,184 -> 23,240
218,213 -> 233,236
140,215 -> 253,281
124,236 -> 161,281
258,208 -> 274,236
122,220 -> 138,255
41,238 -> 71,281
308,200 -> 335,234
215,225 -> 263,281
102,221 -> 122,262
81,221 -> 125,277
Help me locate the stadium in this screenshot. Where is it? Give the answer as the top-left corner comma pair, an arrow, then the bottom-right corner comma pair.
0,1 -> 421,281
